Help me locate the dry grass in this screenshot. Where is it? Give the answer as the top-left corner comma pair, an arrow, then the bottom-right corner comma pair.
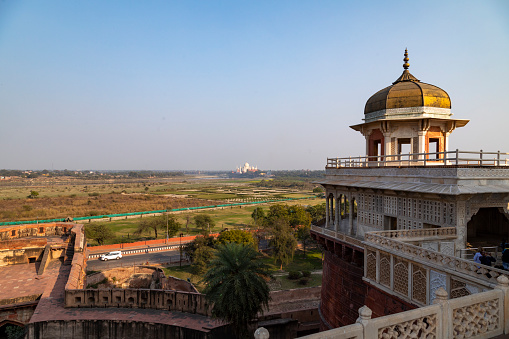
0,193 -> 214,222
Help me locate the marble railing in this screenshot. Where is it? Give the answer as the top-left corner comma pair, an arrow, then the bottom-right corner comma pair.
300,278 -> 509,339
368,227 -> 456,240
326,149 -> 509,168
365,232 -> 505,286
311,225 -> 363,249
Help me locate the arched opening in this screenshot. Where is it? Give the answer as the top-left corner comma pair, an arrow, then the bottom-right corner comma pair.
368,129 -> 384,161
426,127 -> 445,160
467,207 -> 509,245
0,320 -> 25,339
327,193 -> 335,228
350,197 -> 357,236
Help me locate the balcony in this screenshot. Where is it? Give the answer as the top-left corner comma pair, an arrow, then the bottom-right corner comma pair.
326,150 -> 509,169
308,224 -> 509,339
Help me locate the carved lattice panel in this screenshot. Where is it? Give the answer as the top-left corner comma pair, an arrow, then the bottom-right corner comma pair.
378,314 -> 436,339
451,278 -> 470,299
453,299 -> 500,338
380,253 -> 391,287
366,251 -> 376,281
421,242 -> 438,252
439,241 -> 455,256
394,258 -> 409,296
429,270 -> 446,305
412,264 -> 427,304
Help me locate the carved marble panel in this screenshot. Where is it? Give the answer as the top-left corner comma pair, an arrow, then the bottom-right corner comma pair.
429,270 -> 446,305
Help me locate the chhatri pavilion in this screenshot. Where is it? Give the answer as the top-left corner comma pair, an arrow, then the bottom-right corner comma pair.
308,50 -> 509,338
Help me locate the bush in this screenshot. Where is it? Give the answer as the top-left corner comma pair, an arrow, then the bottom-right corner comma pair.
301,270 -> 311,278
88,192 -> 100,197
288,271 -> 302,280
299,277 -> 310,285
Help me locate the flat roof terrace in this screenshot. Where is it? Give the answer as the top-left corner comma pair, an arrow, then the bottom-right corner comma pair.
0,261 -> 60,306
320,150 -> 509,195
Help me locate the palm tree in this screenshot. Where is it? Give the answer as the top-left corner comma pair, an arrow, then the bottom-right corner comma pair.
202,243 -> 272,337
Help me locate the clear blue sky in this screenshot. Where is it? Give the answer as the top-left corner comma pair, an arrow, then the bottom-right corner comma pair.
1,1 -> 508,170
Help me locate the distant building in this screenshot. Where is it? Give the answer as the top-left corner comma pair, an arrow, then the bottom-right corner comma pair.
235,162 -> 258,174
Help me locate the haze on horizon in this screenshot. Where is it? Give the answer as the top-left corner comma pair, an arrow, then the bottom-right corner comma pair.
1,1 -> 508,171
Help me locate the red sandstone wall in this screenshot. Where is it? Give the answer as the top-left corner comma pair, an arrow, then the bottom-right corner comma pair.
320,250 -> 365,329
364,284 -> 417,318
0,303 -> 38,326
320,250 -> 417,330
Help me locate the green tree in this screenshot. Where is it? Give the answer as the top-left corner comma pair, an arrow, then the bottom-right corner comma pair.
183,234 -> 216,263
296,225 -> 312,257
306,203 -> 326,223
312,186 -> 324,193
217,229 -> 256,247
265,204 -> 289,226
135,217 -> 160,238
27,190 -> 39,199
193,245 -> 215,275
251,207 -> 266,227
202,243 -> 272,337
269,218 -> 298,270
194,214 -> 215,232
165,214 -> 181,238
287,205 -> 311,228
85,224 -> 114,245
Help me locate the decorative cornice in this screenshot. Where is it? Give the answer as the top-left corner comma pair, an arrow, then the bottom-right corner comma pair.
364,106 -> 452,123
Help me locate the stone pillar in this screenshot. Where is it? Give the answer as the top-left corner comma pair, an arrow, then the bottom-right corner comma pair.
418,131 -> 427,159
325,195 -> 330,228
356,305 -> 374,338
455,200 -> 468,256
495,275 -> 509,334
384,132 -> 391,161
365,135 -> 370,158
349,198 -> 354,235
330,197 -> 334,227
432,287 -> 449,339
335,196 -> 340,232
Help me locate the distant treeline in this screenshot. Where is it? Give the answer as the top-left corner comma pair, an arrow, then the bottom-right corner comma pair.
0,169 -> 185,179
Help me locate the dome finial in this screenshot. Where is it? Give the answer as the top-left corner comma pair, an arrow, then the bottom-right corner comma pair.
403,48 -> 410,70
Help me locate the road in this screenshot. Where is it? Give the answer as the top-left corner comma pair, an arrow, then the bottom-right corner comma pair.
87,250 -> 186,271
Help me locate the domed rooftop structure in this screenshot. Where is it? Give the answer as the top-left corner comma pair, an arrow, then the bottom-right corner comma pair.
350,49 -> 469,159
361,50 -> 455,124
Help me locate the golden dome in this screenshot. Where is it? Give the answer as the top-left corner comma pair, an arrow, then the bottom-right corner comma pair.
364,50 -> 451,115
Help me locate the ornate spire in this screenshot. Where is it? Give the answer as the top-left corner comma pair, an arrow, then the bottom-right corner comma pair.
393,48 -> 419,84
403,48 -> 410,70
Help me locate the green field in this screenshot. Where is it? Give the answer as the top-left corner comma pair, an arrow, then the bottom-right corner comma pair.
85,197 -> 323,245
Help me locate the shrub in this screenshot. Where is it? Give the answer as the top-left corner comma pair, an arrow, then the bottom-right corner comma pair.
288,271 -> 302,280
22,205 -> 32,212
299,277 -> 310,285
301,270 -> 311,278
88,192 -> 100,197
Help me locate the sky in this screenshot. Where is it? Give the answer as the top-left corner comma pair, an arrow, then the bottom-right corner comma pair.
0,1 -> 508,171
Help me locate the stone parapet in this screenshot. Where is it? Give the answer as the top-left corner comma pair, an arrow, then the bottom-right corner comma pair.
301,286 -> 505,339
65,288 -> 211,316
0,223 -> 71,241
